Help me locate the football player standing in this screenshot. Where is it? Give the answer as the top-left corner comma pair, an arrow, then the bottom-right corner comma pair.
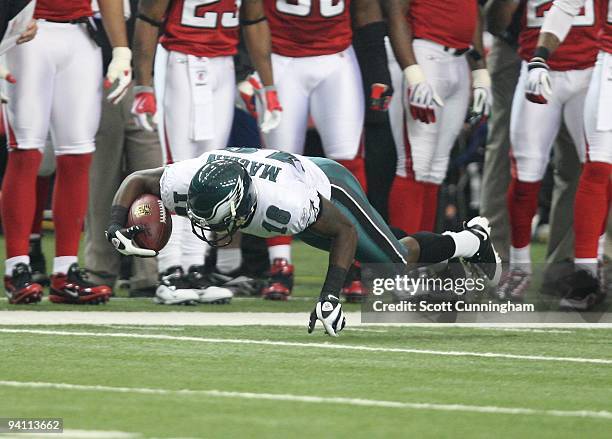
495,0 -> 600,300
256,0 -> 386,301
383,0 -> 492,235
130,0 -> 279,301
526,0 -> 611,309
2,0 -> 132,304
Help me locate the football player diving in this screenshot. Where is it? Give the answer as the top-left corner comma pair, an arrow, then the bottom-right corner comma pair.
106,148 -> 500,336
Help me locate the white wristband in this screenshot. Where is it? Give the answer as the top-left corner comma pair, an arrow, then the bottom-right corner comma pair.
112,47 -> 132,62
403,64 -> 425,86
472,69 -> 491,89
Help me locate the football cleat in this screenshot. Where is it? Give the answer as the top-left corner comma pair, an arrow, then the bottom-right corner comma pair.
4,263 -> 43,304
558,269 -> 604,311
261,258 -> 294,301
159,266 -> 191,289
463,216 -> 502,286
196,286 -> 233,304
496,268 -> 531,301
341,262 -> 367,303
29,236 -> 50,286
206,267 -> 262,296
154,284 -> 199,305
49,263 -> 112,304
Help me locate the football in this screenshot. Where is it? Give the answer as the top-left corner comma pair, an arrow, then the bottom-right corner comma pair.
126,194 -> 172,252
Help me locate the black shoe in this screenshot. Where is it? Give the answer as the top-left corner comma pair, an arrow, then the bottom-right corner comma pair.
186,265 -> 213,290
463,216 -> 502,286
29,236 -> 49,286
558,269 -> 604,311
159,266 -> 190,289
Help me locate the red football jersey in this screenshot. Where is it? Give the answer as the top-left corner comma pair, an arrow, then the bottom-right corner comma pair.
407,0 -> 478,50
518,0 -> 599,70
160,0 -> 240,57
600,0 -> 612,52
265,0 -> 353,57
34,0 -> 92,21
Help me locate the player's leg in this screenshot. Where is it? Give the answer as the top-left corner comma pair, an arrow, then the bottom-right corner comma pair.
387,41 -> 448,234
29,140 -> 55,286
260,54 -> 311,299
502,63 -> 563,299
302,158 -> 499,282
1,23 -> 56,303
47,24 -> 110,304
561,53 -> 612,309
156,50 -> 207,291
425,55 -> 471,231
311,46 -> 367,191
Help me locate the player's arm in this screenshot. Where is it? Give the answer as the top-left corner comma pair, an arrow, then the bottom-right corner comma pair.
306,197 -> 356,337
105,167 -> 165,257
240,0 -> 282,133
98,0 -> 132,104
381,0 -> 443,124
130,0 -> 169,130
352,0 -> 393,115
526,0 -> 583,104
485,0 -> 519,36
468,3 -> 492,121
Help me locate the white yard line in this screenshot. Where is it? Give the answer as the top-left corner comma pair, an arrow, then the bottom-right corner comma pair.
0,380 -> 610,421
0,311 -> 611,328
0,328 -> 610,365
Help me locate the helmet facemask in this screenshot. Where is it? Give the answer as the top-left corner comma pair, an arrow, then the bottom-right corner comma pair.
186,161 -> 257,248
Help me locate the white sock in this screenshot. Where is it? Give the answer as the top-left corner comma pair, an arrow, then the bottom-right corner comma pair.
268,244 -> 291,263
597,234 -> 606,262
5,256 -> 30,276
53,256 -> 78,274
444,231 -> 480,259
510,245 -> 531,273
30,233 -> 41,240
157,215 -> 185,273
575,258 -> 598,276
216,248 -> 241,274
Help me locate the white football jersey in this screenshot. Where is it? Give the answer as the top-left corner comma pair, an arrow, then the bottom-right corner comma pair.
159,148 -> 332,238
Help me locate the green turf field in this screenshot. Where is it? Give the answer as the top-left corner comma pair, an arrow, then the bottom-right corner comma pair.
3,235 -> 610,438
0,325 -> 611,438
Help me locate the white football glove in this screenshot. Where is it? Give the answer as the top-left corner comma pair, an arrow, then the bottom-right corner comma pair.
471,69 -> 492,120
525,57 -> 552,104
131,85 -> 157,132
308,294 -> 346,337
105,47 -> 132,104
247,76 -> 282,133
403,64 -> 444,124
105,225 -> 157,257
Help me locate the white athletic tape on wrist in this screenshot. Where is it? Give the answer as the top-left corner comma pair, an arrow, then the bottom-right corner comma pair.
403,64 -> 425,86
471,69 -> 491,89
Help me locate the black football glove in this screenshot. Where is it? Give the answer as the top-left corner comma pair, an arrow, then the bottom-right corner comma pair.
105,224 -> 157,257
308,294 -> 346,337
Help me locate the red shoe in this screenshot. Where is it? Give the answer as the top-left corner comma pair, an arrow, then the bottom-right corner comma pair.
4,263 -> 43,304
342,262 -> 367,303
262,258 -> 294,301
49,263 -> 112,304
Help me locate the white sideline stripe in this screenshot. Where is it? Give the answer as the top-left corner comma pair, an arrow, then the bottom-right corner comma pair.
479,328 -> 575,334
1,328 -> 610,365
1,380 -> 611,421
1,311 -> 612,327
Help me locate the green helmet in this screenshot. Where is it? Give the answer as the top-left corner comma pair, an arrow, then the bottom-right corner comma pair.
187,159 -> 257,247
